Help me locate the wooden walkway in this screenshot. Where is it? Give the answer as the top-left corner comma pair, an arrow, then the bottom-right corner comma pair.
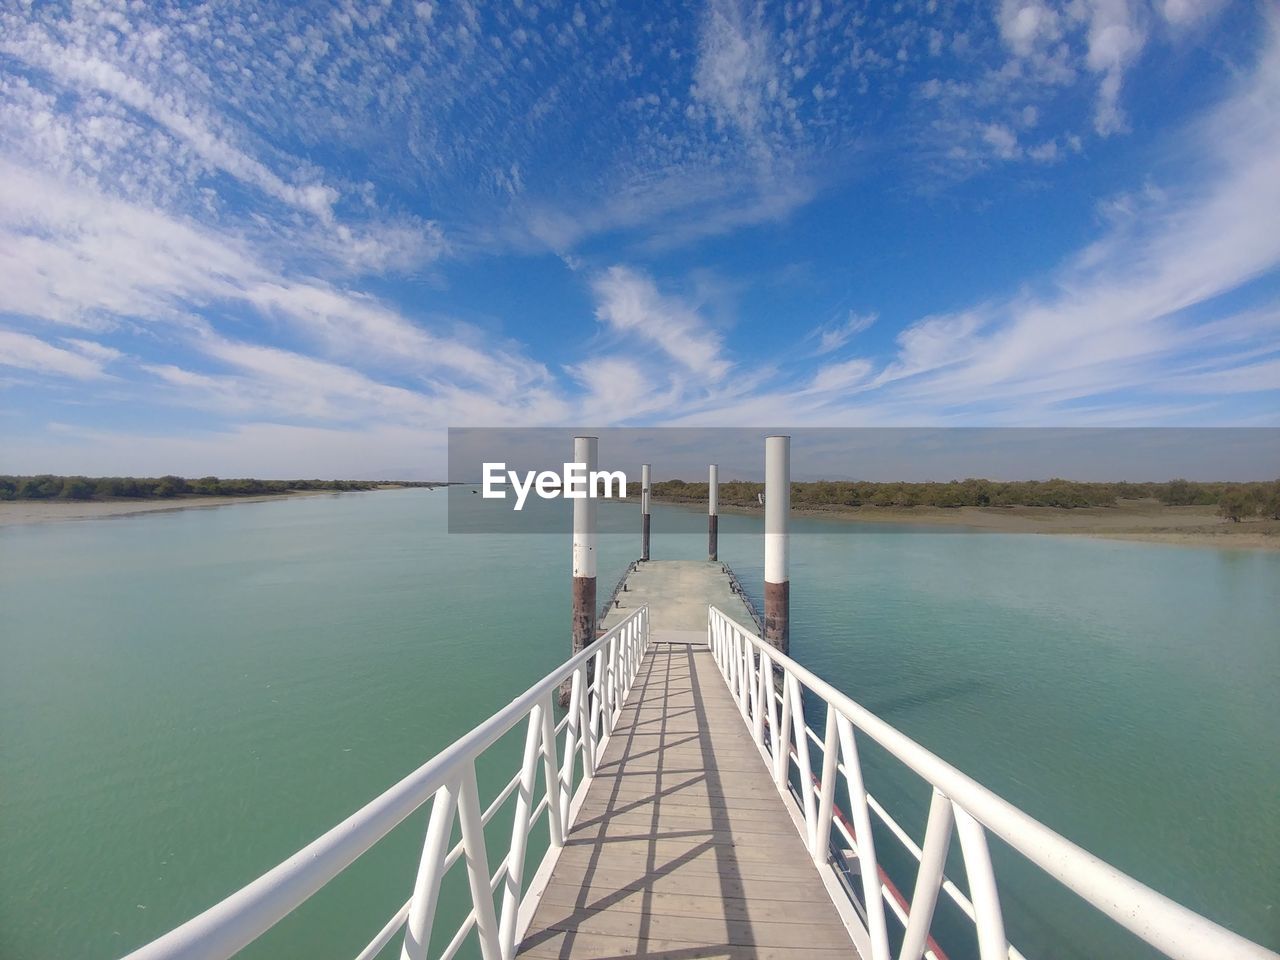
518,562 -> 856,959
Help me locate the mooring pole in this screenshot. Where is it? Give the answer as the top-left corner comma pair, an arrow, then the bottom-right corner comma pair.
640,463 -> 651,562
566,435 -> 598,706
708,463 -> 719,562
764,436 -> 790,654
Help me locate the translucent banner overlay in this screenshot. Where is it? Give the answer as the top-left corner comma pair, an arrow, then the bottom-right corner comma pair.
446,427 -> 1280,534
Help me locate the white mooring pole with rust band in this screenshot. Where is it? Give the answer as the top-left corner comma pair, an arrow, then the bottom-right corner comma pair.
567,435 -> 598,704
708,463 -> 719,562
764,435 -> 790,653
640,463 -> 651,562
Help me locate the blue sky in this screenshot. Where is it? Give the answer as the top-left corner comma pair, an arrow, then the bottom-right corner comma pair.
1,0 -> 1277,478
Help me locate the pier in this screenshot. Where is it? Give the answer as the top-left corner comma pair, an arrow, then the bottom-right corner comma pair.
120,436 -> 1278,960
518,561 -> 854,958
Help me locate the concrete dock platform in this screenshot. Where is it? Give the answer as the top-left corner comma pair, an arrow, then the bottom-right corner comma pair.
599,560 -> 756,634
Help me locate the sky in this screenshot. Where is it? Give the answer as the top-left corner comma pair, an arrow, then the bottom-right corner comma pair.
1,0 -> 1278,479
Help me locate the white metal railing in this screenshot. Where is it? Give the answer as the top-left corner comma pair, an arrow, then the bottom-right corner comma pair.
707,606 -> 1277,960
123,605 -> 651,960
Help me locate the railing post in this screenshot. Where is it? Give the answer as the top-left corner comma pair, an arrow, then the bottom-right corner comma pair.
604,634 -> 619,736
558,670 -> 582,830
899,789 -> 956,960
629,622 -> 638,689
774,665 -> 791,787
620,623 -> 630,699
836,714 -> 892,960
625,621 -> 637,695
730,630 -> 741,708
624,623 -> 632,692
954,806 -> 1009,960
589,637 -> 605,744
752,641 -> 767,746
576,663 -> 597,779
539,695 -> 564,849
401,783 -> 460,960
722,619 -> 730,675
497,705 -> 548,959
746,644 -> 761,738
813,708 -> 839,867
787,673 -> 818,847
456,761 -> 501,960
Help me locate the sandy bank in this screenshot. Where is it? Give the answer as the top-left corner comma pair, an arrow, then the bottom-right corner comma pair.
0,491 -> 336,527
670,498 -> 1280,550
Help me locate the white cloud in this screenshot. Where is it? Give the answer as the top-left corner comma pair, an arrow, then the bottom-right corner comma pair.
0,330 -> 111,379
807,357 -> 875,394
0,21 -> 340,220
810,312 -> 877,355
1171,355 -> 1280,394
61,339 -> 123,363
998,1 -> 1064,57
1084,0 -> 1147,135
692,0 -> 776,149
876,311 -> 989,389
565,356 -> 681,425
991,0 -> 1155,144
591,266 -> 731,381
982,123 -> 1022,159
1159,0 -> 1226,27
0,160 -> 545,395
1027,139 -> 1060,162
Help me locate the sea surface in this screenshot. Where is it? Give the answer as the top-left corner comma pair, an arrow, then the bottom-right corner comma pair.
1,489 -> 1276,959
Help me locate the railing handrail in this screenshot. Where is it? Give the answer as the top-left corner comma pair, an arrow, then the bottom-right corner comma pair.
123,605 -> 651,960
707,606 -> 1277,960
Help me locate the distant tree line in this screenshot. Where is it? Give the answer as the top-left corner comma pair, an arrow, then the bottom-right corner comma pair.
0,476 -> 439,501
625,477 -> 1280,519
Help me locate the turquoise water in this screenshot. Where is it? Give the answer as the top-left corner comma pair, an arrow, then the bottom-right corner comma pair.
1,490 -> 1276,959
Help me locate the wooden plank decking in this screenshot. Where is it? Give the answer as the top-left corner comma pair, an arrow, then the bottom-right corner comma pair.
518,564 -> 857,960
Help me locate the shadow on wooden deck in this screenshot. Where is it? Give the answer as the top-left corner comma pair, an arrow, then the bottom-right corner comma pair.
517,636 -> 855,960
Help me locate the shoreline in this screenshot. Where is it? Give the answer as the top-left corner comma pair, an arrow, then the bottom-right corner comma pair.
654,497 -> 1280,551
5,489 -> 1276,549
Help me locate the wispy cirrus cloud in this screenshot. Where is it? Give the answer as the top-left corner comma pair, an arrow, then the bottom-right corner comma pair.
1,23 -> 339,220
691,0 -> 783,163
809,312 -> 878,356
590,266 -> 732,382
0,160 -> 544,396
0,331 -> 117,381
